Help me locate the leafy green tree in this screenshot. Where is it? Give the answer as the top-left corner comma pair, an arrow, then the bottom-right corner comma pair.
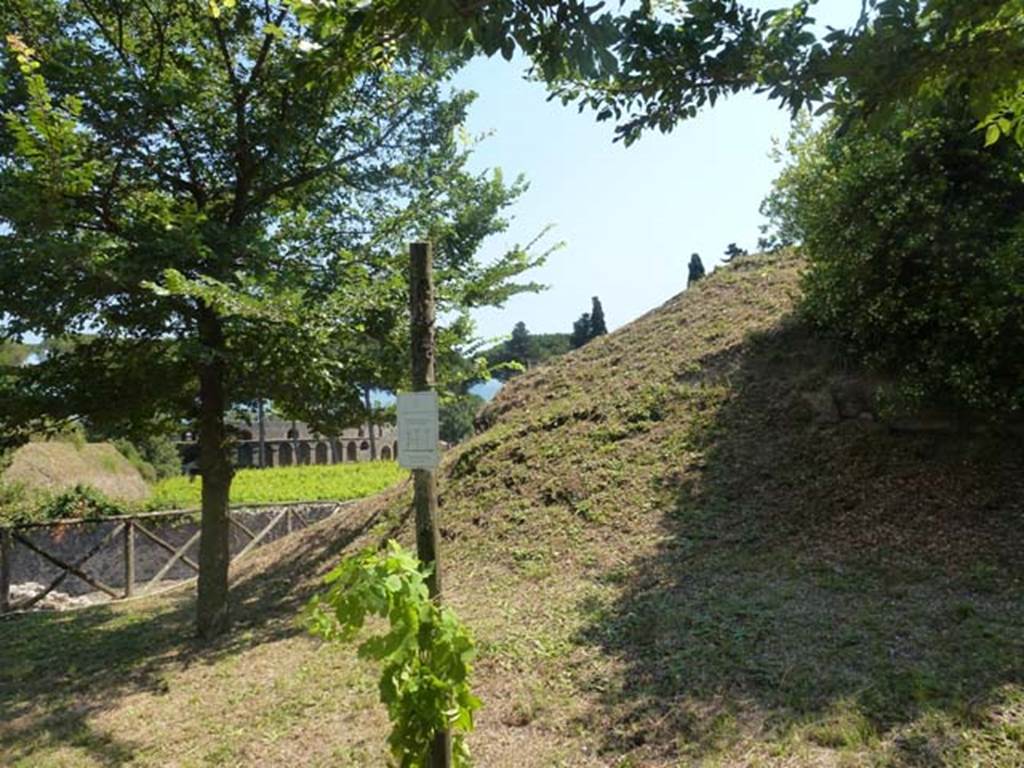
292,0 -> 621,84
532,1 -> 1024,151
531,333 -> 572,361
789,1 -> 1024,148
762,98 -> 1024,412
687,254 -> 706,286
299,0 -> 769,147
0,2 -> 543,638
298,0 -> 1024,154
109,433 -> 182,482
589,296 -> 608,338
136,433 -> 184,481
439,393 -> 485,444
570,312 -> 591,349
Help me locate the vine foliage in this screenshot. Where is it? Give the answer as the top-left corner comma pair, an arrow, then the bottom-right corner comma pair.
305,540 -> 480,766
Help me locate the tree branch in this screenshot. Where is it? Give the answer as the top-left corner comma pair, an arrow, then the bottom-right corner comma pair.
206,5 -> 254,226
246,8 -> 288,96
247,104 -> 417,210
79,0 -> 208,206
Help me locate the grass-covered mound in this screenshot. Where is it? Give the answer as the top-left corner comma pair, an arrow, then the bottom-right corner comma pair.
148,461 -> 406,510
3,251 -> 1022,767
3,441 -> 150,504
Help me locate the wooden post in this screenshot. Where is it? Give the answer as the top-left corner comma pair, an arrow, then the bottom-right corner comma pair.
257,398 -> 267,468
123,520 -> 135,598
409,240 -> 450,768
364,387 -> 378,460
1,527 -> 11,613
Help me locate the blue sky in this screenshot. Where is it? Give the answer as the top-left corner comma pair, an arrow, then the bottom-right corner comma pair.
455,0 -> 864,342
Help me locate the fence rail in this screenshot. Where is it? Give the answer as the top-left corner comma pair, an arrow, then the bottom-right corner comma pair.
0,503 -> 343,613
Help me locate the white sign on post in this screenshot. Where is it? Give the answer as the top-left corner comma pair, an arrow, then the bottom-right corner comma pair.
397,391 -> 440,470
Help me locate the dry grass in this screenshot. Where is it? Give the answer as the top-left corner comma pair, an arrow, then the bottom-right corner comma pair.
4,442 -> 150,502
3,251 -> 1023,767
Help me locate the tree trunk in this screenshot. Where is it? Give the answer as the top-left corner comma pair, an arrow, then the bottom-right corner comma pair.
364,387 -> 377,460
409,241 -> 451,767
196,306 -> 233,640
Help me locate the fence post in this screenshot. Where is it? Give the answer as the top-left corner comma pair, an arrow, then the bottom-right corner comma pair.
286,508 -> 292,534
1,527 -> 11,612
123,520 -> 135,598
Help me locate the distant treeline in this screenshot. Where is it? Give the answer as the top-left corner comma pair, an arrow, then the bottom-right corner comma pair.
483,297 -> 609,382
484,329 -> 571,381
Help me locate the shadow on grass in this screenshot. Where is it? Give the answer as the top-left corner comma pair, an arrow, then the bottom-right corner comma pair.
0,501 -> 398,765
576,319 -> 1024,764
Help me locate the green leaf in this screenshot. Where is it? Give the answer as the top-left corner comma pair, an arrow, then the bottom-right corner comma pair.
985,123 -> 1002,146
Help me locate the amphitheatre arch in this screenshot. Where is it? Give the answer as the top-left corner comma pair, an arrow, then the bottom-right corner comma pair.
181,416 -> 397,468
278,442 -> 293,466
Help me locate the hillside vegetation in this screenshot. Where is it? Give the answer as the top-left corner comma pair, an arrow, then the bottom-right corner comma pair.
3,251 -> 1023,767
3,442 -> 150,503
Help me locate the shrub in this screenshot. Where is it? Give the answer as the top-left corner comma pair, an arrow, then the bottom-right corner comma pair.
0,479 -> 32,526
0,447 -> 32,526
762,103 -> 1024,412
112,439 -> 157,483
305,541 -> 480,767
111,433 -> 181,483
135,433 -> 182,480
37,485 -> 129,521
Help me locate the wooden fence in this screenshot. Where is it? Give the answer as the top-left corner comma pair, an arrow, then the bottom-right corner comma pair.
0,503 -> 340,613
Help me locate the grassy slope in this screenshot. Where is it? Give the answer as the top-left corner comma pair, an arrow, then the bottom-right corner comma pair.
4,442 -> 150,502
3,251 -> 1023,767
148,461 -> 406,509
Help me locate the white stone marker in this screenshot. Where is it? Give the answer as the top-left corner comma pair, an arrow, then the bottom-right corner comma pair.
397,391 -> 440,470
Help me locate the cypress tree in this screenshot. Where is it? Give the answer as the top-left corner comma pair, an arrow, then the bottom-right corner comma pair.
688,253 -> 706,286
570,313 -> 591,349
508,321 -> 533,369
589,297 -> 608,339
